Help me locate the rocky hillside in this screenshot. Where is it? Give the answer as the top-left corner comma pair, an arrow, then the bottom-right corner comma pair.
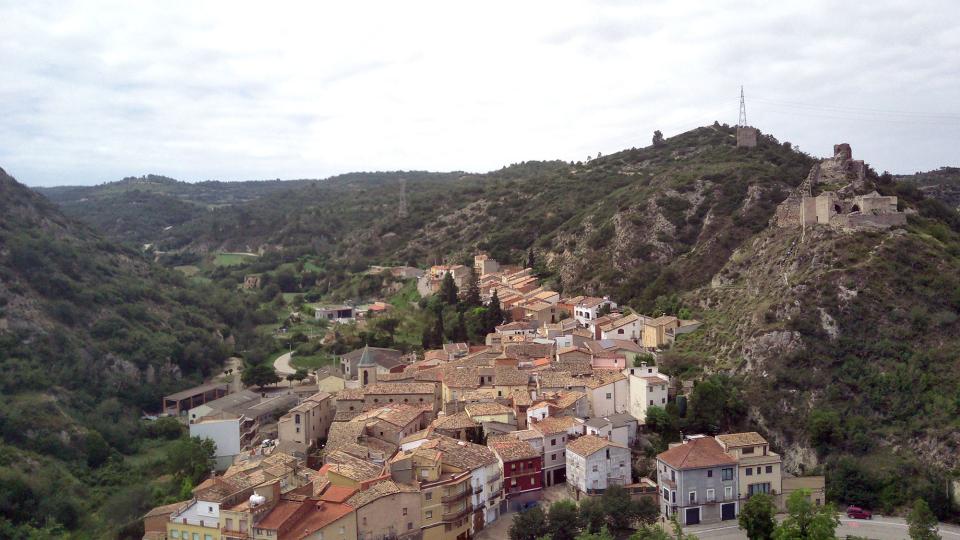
896,167 -> 960,210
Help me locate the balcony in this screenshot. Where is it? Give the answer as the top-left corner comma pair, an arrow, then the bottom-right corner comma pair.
474,486 -> 484,495
441,488 -> 470,503
488,471 -> 502,483
442,502 -> 474,521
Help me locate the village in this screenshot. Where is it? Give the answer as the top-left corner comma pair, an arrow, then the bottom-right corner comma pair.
147,253 -> 827,540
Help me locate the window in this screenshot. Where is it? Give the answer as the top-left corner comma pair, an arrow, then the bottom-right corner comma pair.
706,489 -> 715,502
592,465 -> 598,472
725,486 -> 733,499
746,468 -> 753,476
663,487 -> 669,499
742,446 -> 755,455
296,427 -> 300,433
240,519 -> 247,532
225,518 -> 233,530
662,398 -> 666,404
689,491 -> 697,503
551,454 -> 556,460
403,508 -> 408,516
363,517 -> 367,526
722,468 -> 734,481
205,535 -> 213,540
756,467 -> 762,474
193,534 -> 200,540
605,393 -> 612,399
171,532 -> 180,540
295,414 -> 301,424
649,400 -> 654,406
647,385 -> 653,392
670,470 -> 675,481
618,329 -> 624,334
426,511 -> 433,519
707,470 -> 713,478
766,465 -> 773,474
339,526 -> 345,534
408,522 -> 413,530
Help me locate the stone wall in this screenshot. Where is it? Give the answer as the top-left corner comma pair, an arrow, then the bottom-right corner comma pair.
736,126 -> 758,148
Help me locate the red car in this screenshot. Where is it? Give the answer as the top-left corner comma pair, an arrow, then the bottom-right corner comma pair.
846,506 -> 873,519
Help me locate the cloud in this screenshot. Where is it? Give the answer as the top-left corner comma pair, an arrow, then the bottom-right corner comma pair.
1,0 -> 958,186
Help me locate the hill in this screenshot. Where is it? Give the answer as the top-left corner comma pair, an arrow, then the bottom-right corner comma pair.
0,167 -> 250,537
896,167 -> 960,210
35,174 -> 320,245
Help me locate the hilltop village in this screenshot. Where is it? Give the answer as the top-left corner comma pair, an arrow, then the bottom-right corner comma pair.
147,250 -> 827,540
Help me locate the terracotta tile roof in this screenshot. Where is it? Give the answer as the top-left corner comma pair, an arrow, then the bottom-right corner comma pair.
460,388 -> 499,402
647,315 -> 678,326
287,501 -> 354,540
577,297 -> 606,308
503,342 -> 554,360
657,437 -> 737,470
553,390 -> 586,409
431,412 -> 478,430
325,450 -> 386,482
715,432 -> 768,448
496,321 -> 539,332
337,388 -> 364,400
511,388 -> 533,407
326,422 -> 366,452
488,436 -> 540,461
257,498 -> 303,530
420,435 -> 498,469
354,403 -> 427,428
143,500 -> 188,519
341,346 -> 404,369
585,370 -> 626,389
494,366 -> 529,386
537,370 -> 584,389
531,416 -> 581,435
465,402 -> 515,418
319,485 -> 358,503
566,434 -> 627,457
442,366 -> 481,388
532,357 -> 551,368
345,480 -> 418,509
554,358 -> 593,376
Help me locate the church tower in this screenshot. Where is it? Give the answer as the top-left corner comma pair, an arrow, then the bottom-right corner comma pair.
357,345 -> 378,387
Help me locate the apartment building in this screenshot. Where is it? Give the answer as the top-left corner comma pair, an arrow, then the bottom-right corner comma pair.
656,435 -> 739,526
277,391 -> 334,449
715,432 -> 783,500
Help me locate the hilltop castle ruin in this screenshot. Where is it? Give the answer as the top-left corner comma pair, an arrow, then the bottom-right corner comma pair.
775,143 -> 906,230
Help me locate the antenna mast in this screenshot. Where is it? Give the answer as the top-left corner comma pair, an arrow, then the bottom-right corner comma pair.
738,86 -> 748,127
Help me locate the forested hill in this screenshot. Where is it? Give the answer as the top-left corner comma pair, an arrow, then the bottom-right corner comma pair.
155,124 -> 816,310
0,167 -> 243,537
33,174 -> 321,244
896,167 -> 960,210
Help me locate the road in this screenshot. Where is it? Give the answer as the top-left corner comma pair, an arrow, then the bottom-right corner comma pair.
688,515 -> 960,539
274,351 -> 296,375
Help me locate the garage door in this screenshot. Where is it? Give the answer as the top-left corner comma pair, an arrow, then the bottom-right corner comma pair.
721,502 -> 736,521
685,507 -> 700,525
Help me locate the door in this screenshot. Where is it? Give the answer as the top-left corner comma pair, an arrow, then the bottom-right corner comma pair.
685,507 -> 700,525
721,502 -> 736,521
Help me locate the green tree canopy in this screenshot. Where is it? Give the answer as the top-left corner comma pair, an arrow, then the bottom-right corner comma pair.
578,496 -> 606,533
739,492 -> 777,540
687,374 -> 746,433
166,436 -> 216,485
439,272 -> 459,305
548,500 -> 582,540
907,498 -> 941,540
241,363 -> 280,389
772,489 -> 839,540
509,506 -> 549,540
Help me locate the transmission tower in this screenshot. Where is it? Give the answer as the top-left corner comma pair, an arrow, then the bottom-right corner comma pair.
398,178 -> 408,218
738,85 -> 748,127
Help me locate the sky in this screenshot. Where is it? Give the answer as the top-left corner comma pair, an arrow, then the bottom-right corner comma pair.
2,1 -> 959,187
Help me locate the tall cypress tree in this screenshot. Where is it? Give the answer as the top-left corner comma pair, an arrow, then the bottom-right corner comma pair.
487,289 -> 504,333
463,267 -> 482,307
439,272 -> 459,305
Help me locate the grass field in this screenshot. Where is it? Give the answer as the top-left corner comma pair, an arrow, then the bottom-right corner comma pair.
213,252 -> 257,267
291,354 -> 337,370
174,265 -> 200,276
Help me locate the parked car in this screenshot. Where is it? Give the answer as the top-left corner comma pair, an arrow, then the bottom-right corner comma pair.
846,506 -> 872,519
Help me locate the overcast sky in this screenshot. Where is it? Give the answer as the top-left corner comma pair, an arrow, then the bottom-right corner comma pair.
3,1 -> 959,187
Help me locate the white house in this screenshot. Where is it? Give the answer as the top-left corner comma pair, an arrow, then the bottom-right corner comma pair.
314,304 -> 355,323
624,363 -> 670,424
189,412 -> 242,470
585,372 -> 629,417
565,434 -> 632,495
600,313 -> 644,341
583,413 -> 637,447
572,297 -> 617,326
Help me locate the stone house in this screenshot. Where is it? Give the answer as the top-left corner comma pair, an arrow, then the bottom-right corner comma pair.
583,413 -> 637,447
656,435 -> 739,526
585,371 -> 629,417
572,297 -> 617,326
277,391 -> 334,450
565,434 -> 631,496
599,313 -> 644,341
346,480 -> 422,540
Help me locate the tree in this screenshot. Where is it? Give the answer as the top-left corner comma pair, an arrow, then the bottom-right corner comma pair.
635,496 -> 659,525
487,290 -> 505,331
166,437 -> 216,485
241,363 -> 281,389
773,489 -> 839,540
286,368 -> 308,384
579,497 -> 606,533
509,506 -> 549,540
630,524 -> 672,540
576,526 -> 614,540
548,500 -> 582,540
644,406 -> 673,435
633,352 -> 656,367
439,272 -> 459,305
739,493 -> 776,540
687,374 -> 746,433
653,130 -> 665,148
907,499 -> 941,540
463,268 -> 482,308
601,485 -> 641,530
452,311 -> 468,343
84,430 -> 111,468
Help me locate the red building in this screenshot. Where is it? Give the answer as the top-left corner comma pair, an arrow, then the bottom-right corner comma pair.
488,435 -> 543,511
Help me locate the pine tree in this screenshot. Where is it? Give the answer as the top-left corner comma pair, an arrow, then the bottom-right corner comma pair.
487,289 -> 504,332
463,267 -> 482,307
453,311 -> 468,343
907,499 -> 941,540
439,272 -> 459,305
432,314 -> 445,347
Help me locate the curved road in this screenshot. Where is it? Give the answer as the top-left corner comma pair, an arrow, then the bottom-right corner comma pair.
274,351 -> 296,375
688,515 -> 960,540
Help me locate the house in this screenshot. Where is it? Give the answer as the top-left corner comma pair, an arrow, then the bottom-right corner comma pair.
475,253 -> 500,276
599,313 -> 644,341
590,352 -> 627,371
642,316 -> 680,349
565,434 -> 631,496
715,432 -> 783,500
277,391 -> 334,449
314,305 -> 355,323
583,338 -> 645,361
583,413 -> 637,447
346,480 -> 422,540
143,501 -> 186,540
465,402 -> 516,427
780,476 -> 826,510
163,382 -> 229,416
252,492 -> 355,540
335,382 -> 440,417
430,412 -> 481,441
572,297 -> 617,326
339,346 -> 404,380
584,371 -> 629,417
442,342 -> 470,360
624,363 -> 670,424
190,412 -> 248,470
656,435 -> 739,526
522,300 -> 558,324
528,416 -> 583,487
488,436 -> 544,511
496,320 -> 540,337
527,391 -> 589,423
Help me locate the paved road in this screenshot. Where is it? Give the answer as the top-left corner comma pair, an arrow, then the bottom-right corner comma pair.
688,515 -> 960,539
274,351 -> 296,375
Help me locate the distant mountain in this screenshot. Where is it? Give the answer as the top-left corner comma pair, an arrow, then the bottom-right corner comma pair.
35,174 -> 322,245
895,167 -> 960,210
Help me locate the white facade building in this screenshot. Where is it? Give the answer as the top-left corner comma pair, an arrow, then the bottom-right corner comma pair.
565,434 -> 631,494
624,363 -> 670,424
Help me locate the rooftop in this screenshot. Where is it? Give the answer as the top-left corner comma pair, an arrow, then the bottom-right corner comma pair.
465,402 -> 515,418
715,432 -> 769,448
325,450 -> 386,482
657,437 -> 737,470
530,416 -> 580,435
566,434 -> 627,457
488,436 -> 540,461
164,382 -> 229,402
345,479 -> 417,509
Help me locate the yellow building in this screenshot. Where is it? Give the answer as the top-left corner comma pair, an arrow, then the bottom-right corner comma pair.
715,432 -> 783,499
